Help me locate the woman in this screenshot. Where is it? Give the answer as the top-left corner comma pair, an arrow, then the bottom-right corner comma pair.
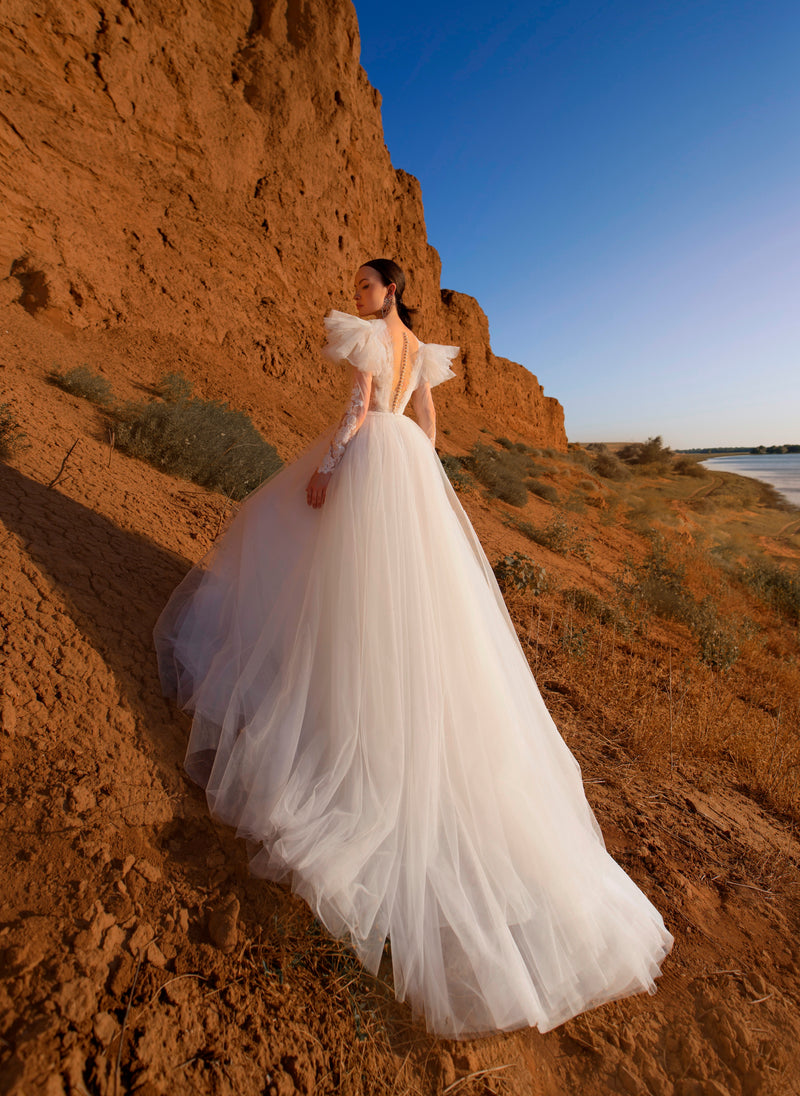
153,258 -> 673,1039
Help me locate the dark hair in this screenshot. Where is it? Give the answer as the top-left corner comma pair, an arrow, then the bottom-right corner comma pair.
362,258 -> 417,331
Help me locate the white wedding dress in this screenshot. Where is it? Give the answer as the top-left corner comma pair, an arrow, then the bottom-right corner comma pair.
153,309 -> 673,1039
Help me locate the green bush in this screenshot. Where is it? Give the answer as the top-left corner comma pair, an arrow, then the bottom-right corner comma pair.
738,557 -> 800,624
615,534 -> 694,623
686,596 -> 740,671
156,371 -> 194,402
439,454 -> 472,491
47,365 -> 114,405
0,403 -> 27,460
111,387 -> 283,500
505,513 -> 592,561
592,449 -> 630,480
566,445 -> 593,468
674,457 -> 707,477
467,442 -> 532,507
562,586 -> 626,629
558,619 -> 590,659
493,551 -> 552,596
617,435 -> 674,469
563,493 -> 587,514
526,480 -> 560,505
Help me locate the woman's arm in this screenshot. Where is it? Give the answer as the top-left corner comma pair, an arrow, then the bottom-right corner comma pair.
307,365 -> 372,508
411,379 -> 436,446
316,365 -> 373,472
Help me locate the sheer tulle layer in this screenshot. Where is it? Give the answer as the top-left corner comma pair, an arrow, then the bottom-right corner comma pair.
154,411 -> 673,1038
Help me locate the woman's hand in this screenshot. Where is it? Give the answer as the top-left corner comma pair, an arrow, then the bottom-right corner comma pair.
306,469 -> 333,508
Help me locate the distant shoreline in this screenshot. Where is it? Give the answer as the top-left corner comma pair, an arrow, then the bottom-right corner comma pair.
677,446 -> 800,457
700,452 -> 800,509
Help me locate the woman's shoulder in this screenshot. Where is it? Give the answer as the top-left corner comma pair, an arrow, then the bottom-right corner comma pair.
321,310 -> 459,387
323,308 -> 373,334
321,309 -> 385,375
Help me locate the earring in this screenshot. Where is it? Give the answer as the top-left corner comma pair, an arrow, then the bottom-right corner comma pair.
381,292 -> 394,318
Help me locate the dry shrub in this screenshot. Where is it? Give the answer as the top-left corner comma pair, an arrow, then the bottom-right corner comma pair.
592,449 -> 630,480
617,435 -> 674,470
493,551 -> 553,596
504,513 -> 593,561
111,378 -> 283,500
467,441 -> 543,507
47,364 -> 115,405
738,557 -> 800,624
526,479 -> 560,504
439,453 -> 472,492
508,585 -> 800,822
674,456 -> 707,477
0,403 -> 27,460
563,493 -> 588,514
502,509 -> 800,822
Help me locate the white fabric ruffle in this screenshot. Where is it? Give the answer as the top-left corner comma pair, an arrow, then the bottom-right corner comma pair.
322,310 -> 385,378
321,310 -> 459,394
420,342 -> 459,388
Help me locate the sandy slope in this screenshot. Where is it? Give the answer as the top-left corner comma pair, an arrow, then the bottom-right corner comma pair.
2,302 -> 800,1095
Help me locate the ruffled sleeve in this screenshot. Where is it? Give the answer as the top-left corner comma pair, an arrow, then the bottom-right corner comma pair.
420,342 -> 459,388
321,310 -> 384,377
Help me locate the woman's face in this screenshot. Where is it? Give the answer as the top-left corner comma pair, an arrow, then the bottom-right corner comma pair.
354,266 -> 395,317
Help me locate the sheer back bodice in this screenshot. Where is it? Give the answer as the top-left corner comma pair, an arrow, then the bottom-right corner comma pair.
368,320 -> 424,415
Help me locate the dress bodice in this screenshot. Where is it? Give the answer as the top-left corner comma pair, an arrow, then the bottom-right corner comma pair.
320,309 -> 459,404
314,310 -> 460,474
367,320 -> 425,416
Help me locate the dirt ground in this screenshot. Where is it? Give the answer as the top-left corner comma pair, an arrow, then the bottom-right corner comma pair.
2,301 -> 800,1095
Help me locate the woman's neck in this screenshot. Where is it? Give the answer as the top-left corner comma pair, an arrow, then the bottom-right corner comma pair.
373,309 -> 405,332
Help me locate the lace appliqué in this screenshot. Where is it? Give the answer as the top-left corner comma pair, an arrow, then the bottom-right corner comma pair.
316,377 -> 368,474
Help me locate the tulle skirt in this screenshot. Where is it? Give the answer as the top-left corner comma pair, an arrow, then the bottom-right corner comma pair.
153,410 -> 673,1038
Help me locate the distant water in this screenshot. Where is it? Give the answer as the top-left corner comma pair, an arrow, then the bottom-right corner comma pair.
700,453 -> 800,507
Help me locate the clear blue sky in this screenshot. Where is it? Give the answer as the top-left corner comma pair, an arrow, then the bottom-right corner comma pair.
353,0 -> 799,448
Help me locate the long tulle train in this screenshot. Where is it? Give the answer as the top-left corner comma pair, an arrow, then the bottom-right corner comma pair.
154,411 -> 673,1037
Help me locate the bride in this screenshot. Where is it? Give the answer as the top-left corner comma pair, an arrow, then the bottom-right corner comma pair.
153,258 -> 673,1039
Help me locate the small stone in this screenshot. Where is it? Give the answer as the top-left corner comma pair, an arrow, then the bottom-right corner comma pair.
747,972 -> 767,997
177,908 -> 189,933
164,977 -> 191,1004
88,903 -> 116,940
93,1011 -> 116,1046
134,858 -> 161,883
127,921 -> 155,957
43,1075 -> 67,1096
438,1052 -> 456,1087
68,784 -> 96,814
102,924 -> 125,955
57,977 -> 97,1024
1,697 -> 16,736
146,941 -> 167,968
121,854 -> 135,876
208,895 -> 239,953
3,938 -> 47,976
702,1082 -> 734,1096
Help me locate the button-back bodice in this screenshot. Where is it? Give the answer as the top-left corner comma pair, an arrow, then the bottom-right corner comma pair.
367,321 -> 424,416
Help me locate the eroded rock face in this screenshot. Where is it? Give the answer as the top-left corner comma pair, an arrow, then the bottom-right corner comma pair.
0,0 -> 566,448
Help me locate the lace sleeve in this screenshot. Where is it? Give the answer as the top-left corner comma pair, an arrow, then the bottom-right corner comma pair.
316,365 -> 373,474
